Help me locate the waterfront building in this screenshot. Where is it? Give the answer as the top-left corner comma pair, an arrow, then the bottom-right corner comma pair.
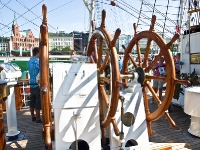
117,34 -> 129,53
116,33 -> 173,54
116,34 -> 148,54
0,37 -> 9,51
11,14 -> 39,51
48,31 -> 74,52
71,31 -> 89,53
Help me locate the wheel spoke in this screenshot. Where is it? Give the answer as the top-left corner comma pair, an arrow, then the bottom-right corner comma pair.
97,37 -> 103,68
142,86 -> 150,115
142,39 -> 152,68
164,111 -> 176,127
111,118 -> 120,136
145,53 -> 162,72
99,85 -> 109,108
98,88 -> 107,144
99,76 -> 110,83
94,39 -> 98,63
90,55 -> 95,63
133,23 -> 142,67
146,83 -> 162,104
128,53 -> 138,69
147,120 -> 153,136
146,75 -> 166,82
136,41 -> 142,67
99,52 -> 109,73
98,88 -> 104,122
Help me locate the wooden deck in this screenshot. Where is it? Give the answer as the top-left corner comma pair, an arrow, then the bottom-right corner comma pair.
4,108 -> 45,150
3,101 -> 200,150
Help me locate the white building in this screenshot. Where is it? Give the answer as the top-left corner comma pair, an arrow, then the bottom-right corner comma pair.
48,31 -> 74,51
0,37 -> 9,51
117,34 -> 148,53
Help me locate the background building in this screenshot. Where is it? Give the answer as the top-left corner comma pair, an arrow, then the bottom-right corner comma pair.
48,31 -> 74,53
11,15 -> 39,50
0,37 -> 9,51
71,31 -> 89,54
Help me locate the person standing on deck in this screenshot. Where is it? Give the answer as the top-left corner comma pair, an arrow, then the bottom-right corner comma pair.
175,53 -> 181,75
27,47 -> 42,123
152,56 -> 166,102
118,54 -> 123,73
171,53 -> 183,112
70,50 -> 76,56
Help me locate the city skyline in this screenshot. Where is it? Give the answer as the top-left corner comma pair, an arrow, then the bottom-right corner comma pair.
0,0 -> 90,38
0,0 -> 183,39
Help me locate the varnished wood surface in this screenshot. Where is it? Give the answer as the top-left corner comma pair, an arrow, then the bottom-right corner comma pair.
14,86 -> 24,110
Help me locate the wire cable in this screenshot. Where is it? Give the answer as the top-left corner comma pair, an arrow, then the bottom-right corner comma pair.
115,0 -> 174,35
16,0 -> 57,32
162,0 -> 170,37
0,0 -> 43,31
1,0 -> 75,37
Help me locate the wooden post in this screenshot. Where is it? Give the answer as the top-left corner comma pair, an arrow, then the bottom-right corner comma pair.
14,85 -> 23,110
0,99 -> 6,150
0,83 -> 10,150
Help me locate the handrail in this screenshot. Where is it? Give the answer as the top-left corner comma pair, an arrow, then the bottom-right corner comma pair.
39,4 -> 52,150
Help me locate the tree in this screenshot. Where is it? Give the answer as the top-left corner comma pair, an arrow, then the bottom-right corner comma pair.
140,48 -> 146,54
62,46 -> 71,51
170,43 -> 178,55
52,48 -> 58,51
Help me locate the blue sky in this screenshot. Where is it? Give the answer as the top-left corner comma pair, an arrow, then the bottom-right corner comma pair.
0,0 -> 183,38
0,0 -> 89,37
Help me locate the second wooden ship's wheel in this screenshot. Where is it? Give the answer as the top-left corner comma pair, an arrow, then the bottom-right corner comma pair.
121,16 -> 188,135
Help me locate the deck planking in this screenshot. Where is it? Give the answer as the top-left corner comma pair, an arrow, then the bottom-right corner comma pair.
2,100 -> 200,150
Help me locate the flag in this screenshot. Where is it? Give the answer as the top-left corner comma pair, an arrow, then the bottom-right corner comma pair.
176,24 -> 180,34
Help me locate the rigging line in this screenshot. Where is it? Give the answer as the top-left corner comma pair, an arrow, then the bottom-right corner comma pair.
145,2 -> 175,24
0,0 -> 11,10
142,0 -> 176,25
176,1 -> 181,25
84,2 -> 86,32
146,0 -> 177,31
0,0 -> 11,34
137,0 -> 144,26
0,22 -> 11,29
16,0 -> 57,31
0,0 -> 43,31
48,0 -> 75,13
113,1 -> 127,33
0,12 -> 3,35
162,0 -> 170,37
115,0 -> 174,35
115,3 -> 172,38
109,8 -> 119,32
116,0 -> 174,32
141,0 -> 175,30
1,0 -> 75,37
94,0 -> 110,6
180,0 -> 187,31
152,0 -> 156,16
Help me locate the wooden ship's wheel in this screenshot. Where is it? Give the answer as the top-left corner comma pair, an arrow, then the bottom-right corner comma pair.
87,10 -> 122,143
121,15 -> 185,135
